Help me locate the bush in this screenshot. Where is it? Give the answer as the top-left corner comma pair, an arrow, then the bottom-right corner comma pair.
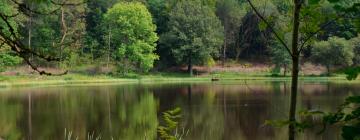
351,35 -> 360,65
0,50 -> 22,72
312,37 -> 354,75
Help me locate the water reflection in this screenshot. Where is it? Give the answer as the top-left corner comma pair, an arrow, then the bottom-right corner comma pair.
0,82 -> 359,140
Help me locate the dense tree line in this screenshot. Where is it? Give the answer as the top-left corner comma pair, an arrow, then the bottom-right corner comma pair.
0,0 -> 359,76
0,0 -> 360,139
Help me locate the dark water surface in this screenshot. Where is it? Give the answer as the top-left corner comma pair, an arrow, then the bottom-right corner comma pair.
0,81 -> 359,140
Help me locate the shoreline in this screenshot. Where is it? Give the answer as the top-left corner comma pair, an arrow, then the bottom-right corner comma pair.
0,74 -> 358,88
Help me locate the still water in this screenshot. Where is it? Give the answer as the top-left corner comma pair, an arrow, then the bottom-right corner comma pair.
0,81 -> 359,140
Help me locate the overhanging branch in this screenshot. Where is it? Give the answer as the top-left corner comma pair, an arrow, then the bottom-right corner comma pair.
298,14 -> 345,54
246,0 -> 294,57
0,5 -> 68,75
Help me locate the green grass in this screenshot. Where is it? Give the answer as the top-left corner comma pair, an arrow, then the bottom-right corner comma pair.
0,72 -> 358,87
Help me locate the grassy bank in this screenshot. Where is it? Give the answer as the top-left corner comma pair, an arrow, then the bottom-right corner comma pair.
0,72 -> 358,88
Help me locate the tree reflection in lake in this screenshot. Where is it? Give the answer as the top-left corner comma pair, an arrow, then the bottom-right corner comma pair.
0,82 -> 359,140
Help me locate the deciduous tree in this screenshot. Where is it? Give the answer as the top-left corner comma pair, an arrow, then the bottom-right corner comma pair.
161,0 -> 224,76
312,37 -> 354,75
104,2 -> 159,73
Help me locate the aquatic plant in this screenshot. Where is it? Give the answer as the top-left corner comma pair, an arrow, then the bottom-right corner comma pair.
158,107 -> 189,140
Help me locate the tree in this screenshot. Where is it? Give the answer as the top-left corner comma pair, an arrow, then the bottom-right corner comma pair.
104,2 -> 159,73
234,0 -> 281,61
84,0 -> 121,60
216,0 -> 246,66
22,0 -> 86,69
245,0 -> 360,139
350,35 -> 360,66
270,40 -> 291,76
161,0 -> 224,76
0,0 -> 83,75
312,37 -> 354,75
0,46 -> 22,72
146,0 -> 178,68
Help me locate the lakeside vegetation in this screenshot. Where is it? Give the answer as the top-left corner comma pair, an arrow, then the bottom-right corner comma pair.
0,0 -> 360,139
0,71 -> 357,87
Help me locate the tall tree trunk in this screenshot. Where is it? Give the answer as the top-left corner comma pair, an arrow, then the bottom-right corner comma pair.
289,56 -> 299,140
222,41 -> 226,67
28,10 -> 32,71
28,12 -> 32,61
223,19 -> 228,67
326,65 -> 330,76
27,2 -> 33,71
188,56 -> 193,76
107,25 -> 111,69
59,7 -> 67,68
283,64 -> 287,77
235,47 -> 241,61
288,1 -> 302,140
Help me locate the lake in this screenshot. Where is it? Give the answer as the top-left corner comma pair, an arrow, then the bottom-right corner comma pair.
0,81 -> 359,140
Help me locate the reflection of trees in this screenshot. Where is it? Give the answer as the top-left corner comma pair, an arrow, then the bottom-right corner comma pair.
0,83 -> 359,139
183,88 -> 225,140
0,96 -> 22,140
0,85 -> 159,140
115,92 -> 158,140
223,85 -> 273,140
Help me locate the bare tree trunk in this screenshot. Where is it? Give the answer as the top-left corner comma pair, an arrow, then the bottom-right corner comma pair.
222,41 -> 226,67
188,56 -> 193,76
28,12 -> 32,61
60,7 -> 67,62
222,19 -> 228,67
235,47 -> 241,61
58,7 -> 67,68
326,65 -> 330,76
28,12 -> 32,71
28,3 -> 33,71
283,64 -> 287,77
244,1 -> 303,138
288,1 -> 302,139
107,25 -> 111,69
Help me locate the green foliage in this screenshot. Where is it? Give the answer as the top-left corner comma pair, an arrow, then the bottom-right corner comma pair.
264,119 -> 313,132
161,0 -> 224,69
343,67 -> 360,80
295,96 -> 360,140
0,0 -> 20,36
351,35 -> 360,65
216,0 -> 246,42
0,0 -> 358,75
205,57 -> 216,67
0,48 -> 22,72
158,107 -> 187,140
321,96 -> 360,140
269,40 -> 291,75
267,95 -> 360,139
104,2 -> 159,73
311,37 -> 354,73
0,96 -> 22,140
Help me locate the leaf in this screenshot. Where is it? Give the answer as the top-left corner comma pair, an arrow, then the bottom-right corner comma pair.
264,120 -> 290,128
299,110 -> 325,117
308,0 -> 321,5
343,67 -> 360,81
327,0 -> 340,3
345,96 -> 360,104
341,126 -> 360,140
258,21 -> 267,31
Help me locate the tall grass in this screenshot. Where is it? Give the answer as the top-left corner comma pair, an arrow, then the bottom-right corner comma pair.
64,129 -> 102,140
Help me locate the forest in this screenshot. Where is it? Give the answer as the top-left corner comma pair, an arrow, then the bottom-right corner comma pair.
0,0 -> 360,140
0,0 -> 358,77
